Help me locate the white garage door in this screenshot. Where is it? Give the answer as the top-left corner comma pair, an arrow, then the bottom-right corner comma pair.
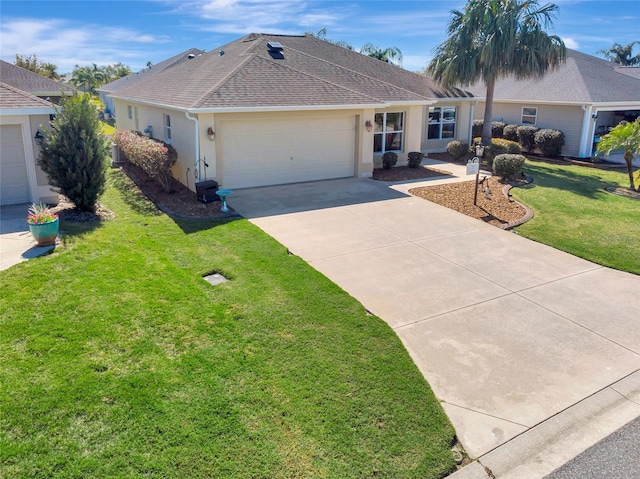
0,125 -> 30,205
220,115 -> 355,189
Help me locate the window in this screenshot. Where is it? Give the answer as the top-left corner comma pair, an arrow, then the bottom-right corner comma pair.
427,106 -> 456,140
164,114 -> 172,143
127,105 -> 132,120
373,112 -> 404,153
522,107 -> 537,125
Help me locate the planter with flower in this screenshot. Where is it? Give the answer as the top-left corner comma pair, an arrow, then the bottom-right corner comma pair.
27,203 -> 59,246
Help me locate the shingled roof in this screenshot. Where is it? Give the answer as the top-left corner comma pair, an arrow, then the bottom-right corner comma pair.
467,49 -> 640,103
112,34 -> 473,111
0,60 -> 75,97
98,48 -> 205,94
0,81 -> 55,111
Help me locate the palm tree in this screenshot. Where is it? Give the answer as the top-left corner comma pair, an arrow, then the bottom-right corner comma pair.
360,43 -> 403,65
427,0 -> 566,146
597,119 -> 640,191
40,62 -> 60,80
597,41 -> 640,66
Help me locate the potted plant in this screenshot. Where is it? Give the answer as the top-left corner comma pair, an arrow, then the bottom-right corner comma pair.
27,203 -> 59,246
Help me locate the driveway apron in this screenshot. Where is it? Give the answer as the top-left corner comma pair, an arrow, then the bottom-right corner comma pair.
228,177 -> 640,459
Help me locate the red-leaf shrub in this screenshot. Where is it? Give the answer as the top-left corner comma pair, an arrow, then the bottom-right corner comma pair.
113,130 -> 177,192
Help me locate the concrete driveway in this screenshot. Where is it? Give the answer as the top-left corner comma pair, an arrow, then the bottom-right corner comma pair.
228,174 -> 640,475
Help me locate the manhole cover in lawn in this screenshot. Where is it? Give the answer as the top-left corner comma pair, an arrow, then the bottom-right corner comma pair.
203,272 -> 229,285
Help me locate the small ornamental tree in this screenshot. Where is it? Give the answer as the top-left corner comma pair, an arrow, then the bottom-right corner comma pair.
37,94 -> 108,212
597,118 -> 640,191
113,130 -> 177,192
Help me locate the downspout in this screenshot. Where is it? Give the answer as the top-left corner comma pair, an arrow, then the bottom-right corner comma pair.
579,104 -> 594,158
185,111 -> 200,181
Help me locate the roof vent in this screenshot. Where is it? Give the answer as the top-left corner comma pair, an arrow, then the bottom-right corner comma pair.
188,53 -> 196,59
219,50 -> 225,56
267,41 -> 284,59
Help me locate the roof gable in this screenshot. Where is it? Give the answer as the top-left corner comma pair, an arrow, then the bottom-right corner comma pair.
98,48 -> 205,93
0,81 -> 55,110
112,34 -> 473,110
468,49 -> 640,103
0,60 -> 75,96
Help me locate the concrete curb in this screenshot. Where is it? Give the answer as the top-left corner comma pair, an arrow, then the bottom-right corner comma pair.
500,175 -> 534,230
447,370 -> 640,478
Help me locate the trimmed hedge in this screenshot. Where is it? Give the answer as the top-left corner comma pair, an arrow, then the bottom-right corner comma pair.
491,121 -> 507,139
407,151 -> 424,168
534,128 -> 565,157
493,154 -> 526,180
474,137 -> 521,166
113,130 -> 177,192
446,141 -> 469,160
517,125 -> 539,152
382,151 -> 398,170
472,119 -> 483,138
502,124 -> 519,142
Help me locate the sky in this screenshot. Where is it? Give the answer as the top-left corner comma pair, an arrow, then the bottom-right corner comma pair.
1,0 -> 639,74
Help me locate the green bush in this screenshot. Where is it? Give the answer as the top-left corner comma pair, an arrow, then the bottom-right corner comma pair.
37,94 -> 108,212
491,121 -> 507,139
493,154 -> 526,180
517,125 -> 539,152
477,137 -> 521,166
446,141 -> 469,160
472,119 -> 483,138
503,124 -> 519,142
113,130 -> 177,192
407,151 -> 424,168
534,128 -> 565,157
382,151 -> 398,170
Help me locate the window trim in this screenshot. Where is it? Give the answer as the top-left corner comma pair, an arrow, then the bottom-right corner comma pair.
127,105 -> 132,120
373,111 -> 404,154
164,114 -> 172,144
427,106 -> 457,140
522,106 -> 538,125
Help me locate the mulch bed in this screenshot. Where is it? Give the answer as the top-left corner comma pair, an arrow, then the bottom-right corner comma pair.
372,165 -> 452,181
120,163 -> 235,218
410,176 -> 532,229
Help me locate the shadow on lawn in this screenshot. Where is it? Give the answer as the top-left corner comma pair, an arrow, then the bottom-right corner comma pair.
110,169 -> 164,217
524,162 -> 619,199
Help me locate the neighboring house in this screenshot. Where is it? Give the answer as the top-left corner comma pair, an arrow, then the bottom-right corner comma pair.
97,48 -> 205,119
467,49 -> 640,161
110,33 -> 476,190
0,82 -> 57,206
0,60 -> 75,104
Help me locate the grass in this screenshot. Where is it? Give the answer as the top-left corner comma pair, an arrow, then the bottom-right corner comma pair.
511,159 -> 640,274
0,169 -> 456,478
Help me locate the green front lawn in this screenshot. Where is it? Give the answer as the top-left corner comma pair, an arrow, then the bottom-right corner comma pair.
0,170 -> 456,478
512,160 -> 640,275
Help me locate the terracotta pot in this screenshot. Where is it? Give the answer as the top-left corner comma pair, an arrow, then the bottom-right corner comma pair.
28,218 -> 59,246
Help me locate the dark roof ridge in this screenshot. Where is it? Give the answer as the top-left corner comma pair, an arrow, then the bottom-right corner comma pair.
192,52 -> 260,108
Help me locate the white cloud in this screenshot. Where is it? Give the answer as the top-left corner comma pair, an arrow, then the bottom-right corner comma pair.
0,17 -> 171,71
562,37 -> 580,49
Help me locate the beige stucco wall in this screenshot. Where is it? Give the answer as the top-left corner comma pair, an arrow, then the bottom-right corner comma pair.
474,102 -> 584,157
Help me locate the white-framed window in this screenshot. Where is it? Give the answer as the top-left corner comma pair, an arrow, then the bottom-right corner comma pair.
522,107 -> 538,125
127,105 -> 132,120
373,112 -> 404,153
427,106 -> 456,140
164,114 -> 172,143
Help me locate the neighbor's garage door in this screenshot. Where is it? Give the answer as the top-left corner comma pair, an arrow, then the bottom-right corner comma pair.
219,115 -> 355,189
0,124 -> 30,205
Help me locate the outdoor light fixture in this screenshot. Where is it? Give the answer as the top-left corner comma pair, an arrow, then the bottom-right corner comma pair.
591,113 -> 598,120
34,129 -> 44,139
207,126 -> 215,141
365,120 -> 373,132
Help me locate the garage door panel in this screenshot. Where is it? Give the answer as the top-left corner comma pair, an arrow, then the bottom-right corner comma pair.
0,124 -> 30,205
220,116 -> 355,189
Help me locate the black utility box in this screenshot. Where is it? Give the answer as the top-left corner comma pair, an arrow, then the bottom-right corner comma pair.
195,180 -> 219,203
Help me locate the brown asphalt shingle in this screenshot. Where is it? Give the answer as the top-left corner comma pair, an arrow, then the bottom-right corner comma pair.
0,60 -> 75,96
113,33 -> 473,110
0,82 -> 55,109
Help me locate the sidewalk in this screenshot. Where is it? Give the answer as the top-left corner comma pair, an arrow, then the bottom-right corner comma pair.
0,204 -> 54,271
